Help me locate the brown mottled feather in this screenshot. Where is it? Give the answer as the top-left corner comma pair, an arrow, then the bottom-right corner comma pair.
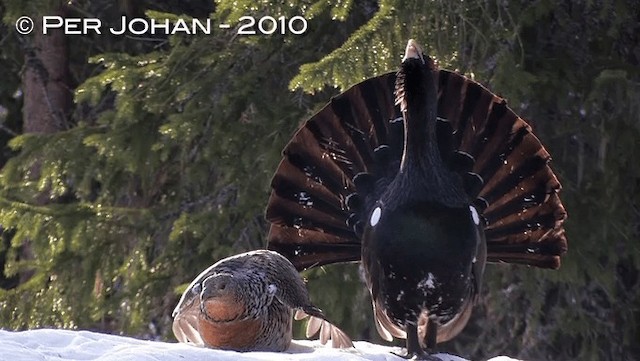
172,250 -> 353,351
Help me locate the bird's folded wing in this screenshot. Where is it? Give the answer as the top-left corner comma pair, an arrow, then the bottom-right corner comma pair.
172,301 -> 205,346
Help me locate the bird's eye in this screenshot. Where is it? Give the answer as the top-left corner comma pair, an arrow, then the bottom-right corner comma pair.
267,284 -> 277,295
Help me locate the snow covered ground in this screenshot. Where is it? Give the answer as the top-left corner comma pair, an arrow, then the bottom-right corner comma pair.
0,329 -> 519,361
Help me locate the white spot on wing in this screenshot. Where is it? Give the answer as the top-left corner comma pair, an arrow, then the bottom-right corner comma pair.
469,205 -> 480,225
370,207 -> 382,227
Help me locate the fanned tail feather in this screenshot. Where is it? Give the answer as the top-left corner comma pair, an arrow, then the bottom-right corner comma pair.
267,69 -> 566,270
436,70 -> 567,268
267,74 -> 400,270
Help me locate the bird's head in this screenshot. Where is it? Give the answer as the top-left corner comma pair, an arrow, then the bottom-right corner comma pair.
402,39 -> 425,63
199,273 -> 245,321
395,39 -> 437,113
201,273 -> 236,299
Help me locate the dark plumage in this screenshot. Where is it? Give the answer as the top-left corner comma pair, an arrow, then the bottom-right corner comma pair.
265,39 -> 567,358
172,250 -> 352,352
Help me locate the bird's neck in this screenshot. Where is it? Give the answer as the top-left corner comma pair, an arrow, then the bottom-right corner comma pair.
399,77 -> 439,173
393,71 -> 469,208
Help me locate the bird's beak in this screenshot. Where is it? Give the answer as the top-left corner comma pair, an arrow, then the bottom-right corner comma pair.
402,39 -> 425,64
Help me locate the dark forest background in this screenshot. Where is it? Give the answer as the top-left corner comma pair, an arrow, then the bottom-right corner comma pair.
0,1 -> 638,360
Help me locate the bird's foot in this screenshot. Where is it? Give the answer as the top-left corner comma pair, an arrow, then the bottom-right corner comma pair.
397,322 -> 440,360
391,350 -> 441,360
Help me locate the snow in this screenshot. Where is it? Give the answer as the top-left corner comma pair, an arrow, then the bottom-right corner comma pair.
0,329 -> 520,361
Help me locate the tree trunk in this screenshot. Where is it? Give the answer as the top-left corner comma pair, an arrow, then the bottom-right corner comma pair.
18,6 -> 71,285
22,9 -> 71,133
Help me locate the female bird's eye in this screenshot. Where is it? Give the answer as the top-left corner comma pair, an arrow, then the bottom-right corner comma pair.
267,284 -> 277,295
192,284 -> 202,294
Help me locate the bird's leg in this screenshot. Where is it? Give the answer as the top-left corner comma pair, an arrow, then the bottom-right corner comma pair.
391,322 -> 440,360
406,322 -> 423,356
423,319 -> 438,351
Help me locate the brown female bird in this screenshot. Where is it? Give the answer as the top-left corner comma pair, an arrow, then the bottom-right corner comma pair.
265,40 -> 567,358
172,250 -> 352,352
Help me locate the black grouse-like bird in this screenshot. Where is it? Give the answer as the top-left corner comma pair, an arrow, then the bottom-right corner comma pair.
265,39 -> 567,358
